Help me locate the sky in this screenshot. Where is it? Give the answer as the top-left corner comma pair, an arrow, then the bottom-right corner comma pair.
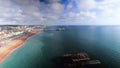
0,0 -> 120,25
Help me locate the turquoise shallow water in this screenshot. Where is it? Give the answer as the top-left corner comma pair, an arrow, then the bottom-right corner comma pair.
0,31 -> 44,68
1,26 -> 120,68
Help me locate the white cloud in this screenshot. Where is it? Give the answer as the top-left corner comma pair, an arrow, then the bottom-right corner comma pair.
94,0 -> 120,25
67,0 -> 74,10
46,0 -> 60,3
67,3 -> 73,9
75,0 -> 97,10
0,0 -> 120,25
47,3 -> 64,14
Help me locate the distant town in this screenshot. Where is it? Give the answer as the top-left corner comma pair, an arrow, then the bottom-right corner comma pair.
0,25 -> 45,47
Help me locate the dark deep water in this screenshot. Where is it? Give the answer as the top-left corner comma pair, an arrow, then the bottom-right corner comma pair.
1,26 -> 120,68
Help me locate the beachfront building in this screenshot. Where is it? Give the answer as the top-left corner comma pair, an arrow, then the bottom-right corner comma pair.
0,25 -> 43,47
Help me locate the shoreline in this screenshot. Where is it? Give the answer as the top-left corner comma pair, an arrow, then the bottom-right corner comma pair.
0,30 -> 39,62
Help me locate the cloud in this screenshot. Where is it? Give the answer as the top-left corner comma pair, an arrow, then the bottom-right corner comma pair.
0,0 -> 23,25
10,0 -> 65,25
0,0 -> 120,25
48,3 -> 64,14
75,0 -> 97,10
45,0 -> 60,3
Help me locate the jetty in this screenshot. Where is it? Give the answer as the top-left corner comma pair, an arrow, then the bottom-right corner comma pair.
54,52 -> 101,68
43,27 -> 65,31
56,28 -> 65,31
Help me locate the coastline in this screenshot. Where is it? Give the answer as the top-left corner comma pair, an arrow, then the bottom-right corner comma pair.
0,30 -> 39,62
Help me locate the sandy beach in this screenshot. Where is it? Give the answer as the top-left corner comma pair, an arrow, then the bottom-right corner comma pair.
0,30 -> 39,62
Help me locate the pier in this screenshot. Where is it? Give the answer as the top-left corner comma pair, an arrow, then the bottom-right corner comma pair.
54,52 -> 101,68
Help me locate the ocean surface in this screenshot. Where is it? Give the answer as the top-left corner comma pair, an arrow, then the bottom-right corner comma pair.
1,26 -> 120,68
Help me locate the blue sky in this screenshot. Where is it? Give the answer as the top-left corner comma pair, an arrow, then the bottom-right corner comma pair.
0,0 -> 120,25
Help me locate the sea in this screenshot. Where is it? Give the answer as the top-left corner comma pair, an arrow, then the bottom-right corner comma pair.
0,26 -> 120,68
